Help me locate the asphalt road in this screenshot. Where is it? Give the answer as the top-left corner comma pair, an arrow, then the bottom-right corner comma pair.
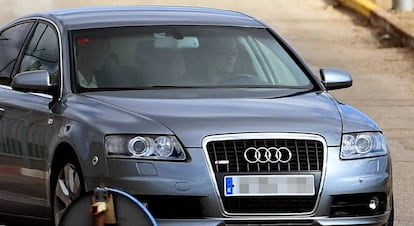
1,0 -> 413,225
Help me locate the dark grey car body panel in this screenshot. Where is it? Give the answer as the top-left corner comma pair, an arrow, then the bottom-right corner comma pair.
83,90 -> 379,147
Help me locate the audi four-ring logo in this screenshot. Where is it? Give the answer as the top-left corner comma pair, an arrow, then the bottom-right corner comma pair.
244,147 -> 292,163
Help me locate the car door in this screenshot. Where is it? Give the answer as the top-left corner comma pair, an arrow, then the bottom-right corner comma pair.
0,20 -> 60,217
0,20 -> 35,212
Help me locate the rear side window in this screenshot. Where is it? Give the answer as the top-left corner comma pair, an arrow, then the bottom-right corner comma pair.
0,22 -> 33,85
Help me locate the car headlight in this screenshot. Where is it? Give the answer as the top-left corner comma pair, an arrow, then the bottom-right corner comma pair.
105,135 -> 186,160
340,132 -> 389,160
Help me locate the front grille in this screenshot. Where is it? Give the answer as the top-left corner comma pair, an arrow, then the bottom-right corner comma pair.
206,138 -> 323,173
224,196 -> 317,213
205,135 -> 325,213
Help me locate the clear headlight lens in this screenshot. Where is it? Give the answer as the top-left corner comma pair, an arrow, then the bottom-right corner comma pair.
128,136 -> 155,157
341,132 -> 389,160
105,135 -> 186,160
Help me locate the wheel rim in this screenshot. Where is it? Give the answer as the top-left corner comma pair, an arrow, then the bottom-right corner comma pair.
53,163 -> 82,226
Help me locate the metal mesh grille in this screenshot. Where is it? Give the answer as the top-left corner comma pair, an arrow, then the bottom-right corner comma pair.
206,138 -> 324,173
223,196 -> 317,213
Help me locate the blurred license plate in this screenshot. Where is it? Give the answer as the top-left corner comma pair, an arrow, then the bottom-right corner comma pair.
224,175 -> 315,197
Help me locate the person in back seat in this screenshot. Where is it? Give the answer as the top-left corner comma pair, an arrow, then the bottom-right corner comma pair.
163,50 -> 187,83
135,40 -> 188,86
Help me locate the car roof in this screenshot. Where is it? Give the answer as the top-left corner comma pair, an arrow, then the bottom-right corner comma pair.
16,6 -> 267,30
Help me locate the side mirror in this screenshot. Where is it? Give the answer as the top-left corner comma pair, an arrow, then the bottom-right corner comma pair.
320,68 -> 352,90
11,70 -> 58,95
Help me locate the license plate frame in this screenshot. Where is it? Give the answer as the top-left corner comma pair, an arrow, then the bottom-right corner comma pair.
224,175 -> 315,197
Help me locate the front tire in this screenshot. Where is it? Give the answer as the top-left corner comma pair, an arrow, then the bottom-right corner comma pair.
52,161 -> 85,226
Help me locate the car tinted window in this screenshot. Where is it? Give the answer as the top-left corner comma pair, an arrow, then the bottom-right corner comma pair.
19,22 -> 60,84
0,22 -> 33,85
72,26 -> 313,90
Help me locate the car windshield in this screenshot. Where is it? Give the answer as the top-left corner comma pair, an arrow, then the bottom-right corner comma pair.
72,26 -> 313,91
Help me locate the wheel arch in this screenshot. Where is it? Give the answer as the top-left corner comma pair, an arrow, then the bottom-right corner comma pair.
49,142 -> 86,203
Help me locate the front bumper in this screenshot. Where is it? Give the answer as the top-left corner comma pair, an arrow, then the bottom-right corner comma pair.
156,212 -> 391,225
84,144 -> 392,226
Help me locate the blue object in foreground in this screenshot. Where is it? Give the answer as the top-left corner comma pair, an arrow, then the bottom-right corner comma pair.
59,187 -> 157,226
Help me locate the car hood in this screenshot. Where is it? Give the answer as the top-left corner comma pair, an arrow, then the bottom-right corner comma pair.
84,90 -> 358,147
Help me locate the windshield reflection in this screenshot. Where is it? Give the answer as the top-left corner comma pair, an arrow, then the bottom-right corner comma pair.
72,26 -> 313,91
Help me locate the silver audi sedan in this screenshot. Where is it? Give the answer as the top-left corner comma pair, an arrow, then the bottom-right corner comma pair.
0,6 -> 393,226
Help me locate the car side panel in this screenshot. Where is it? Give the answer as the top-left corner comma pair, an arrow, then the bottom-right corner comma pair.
0,88 -> 55,217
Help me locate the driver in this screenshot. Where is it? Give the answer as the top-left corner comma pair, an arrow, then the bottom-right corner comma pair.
205,38 -> 239,84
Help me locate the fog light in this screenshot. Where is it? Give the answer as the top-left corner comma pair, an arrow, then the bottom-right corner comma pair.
369,196 -> 380,210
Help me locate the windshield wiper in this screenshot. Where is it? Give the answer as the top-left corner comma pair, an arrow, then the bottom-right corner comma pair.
148,85 -> 196,89
81,86 -> 194,92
